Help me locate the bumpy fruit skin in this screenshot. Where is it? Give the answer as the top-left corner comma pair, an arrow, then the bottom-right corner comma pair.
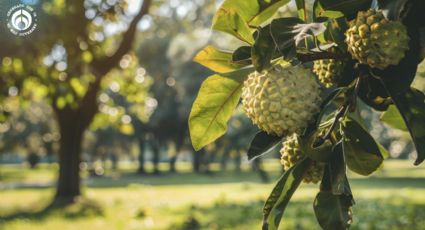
241,64 -> 321,136
345,9 -> 409,69
313,59 -> 344,88
280,134 -> 324,184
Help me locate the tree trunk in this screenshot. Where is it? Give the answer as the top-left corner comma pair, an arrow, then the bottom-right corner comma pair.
252,159 -> 269,183
137,137 -> 146,174
234,150 -> 242,173
193,150 -> 203,173
169,156 -> 177,173
220,151 -> 229,171
169,136 -> 184,173
151,139 -> 160,174
53,113 -> 84,205
45,142 -> 54,164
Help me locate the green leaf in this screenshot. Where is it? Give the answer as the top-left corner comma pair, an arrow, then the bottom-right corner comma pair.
232,46 -> 252,66
264,158 -> 312,230
392,0 -> 425,27
295,0 -> 308,21
252,25 -> 276,72
348,105 -> 390,160
387,88 -> 425,165
315,150 -> 354,230
342,117 -> 384,176
323,17 -> 349,51
247,131 -> 281,161
189,68 -> 253,151
377,0 -> 410,21
262,171 -> 288,230
358,76 -> 391,111
251,0 -> 291,26
298,131 -> 334,163
378,144 -> 390,159
212,8 -> 255,44
380,105 -> 408,131
374,45 -> 419,95
313,1 -> 344,20
269,17 -> 303,59
324,143 -> 352,196
270,18 -> 326,57
301,87 -> 348,139
313,192 -> 353,230
217,0 -> 291,27
194,46 -> 247,73
338,60 -> 356,87
318,0 -> 373,19
315,87 -> 348,128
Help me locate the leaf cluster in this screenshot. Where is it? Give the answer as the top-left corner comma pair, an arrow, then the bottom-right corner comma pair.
189,0 -> 425,229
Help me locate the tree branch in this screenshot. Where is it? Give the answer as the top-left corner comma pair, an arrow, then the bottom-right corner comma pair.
92,0 -> 152,76
77,0 -> 152,127
297,52 -> 348,63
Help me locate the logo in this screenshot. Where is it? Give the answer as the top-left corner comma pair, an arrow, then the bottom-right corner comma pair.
7,4 -> 38,36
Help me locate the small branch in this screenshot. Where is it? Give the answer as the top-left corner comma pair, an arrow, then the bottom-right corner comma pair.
92,0 -> 152,76
329,132 -> 337,145
78,0 -> 152,126
297,52 -> 348,62
313,77 -> 361,148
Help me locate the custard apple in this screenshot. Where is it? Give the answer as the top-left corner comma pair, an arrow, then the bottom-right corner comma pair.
345,9 -> 409,69
313,59 -> 345,88
241,64 -> 321,136
280,134 -> 324,184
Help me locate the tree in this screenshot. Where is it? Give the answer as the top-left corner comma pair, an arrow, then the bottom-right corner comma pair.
0,0 -> 151,204
189,0 -> 425,229
89,53 -> 152,173
134,0 -> 216,173
0,100 -> 59,166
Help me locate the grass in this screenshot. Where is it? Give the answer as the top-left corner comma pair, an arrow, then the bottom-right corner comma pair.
0,160 -> 425,229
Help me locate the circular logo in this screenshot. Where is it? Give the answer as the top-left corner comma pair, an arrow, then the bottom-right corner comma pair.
7,4 -> 38,36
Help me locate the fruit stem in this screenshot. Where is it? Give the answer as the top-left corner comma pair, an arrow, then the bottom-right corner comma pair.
325,105 -> 349,138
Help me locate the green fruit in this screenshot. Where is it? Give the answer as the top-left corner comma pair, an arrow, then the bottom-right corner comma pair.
313,59 -> 345,88
241,64 -> 321,136
280,134 -> 324,184
345,9 -> 409,69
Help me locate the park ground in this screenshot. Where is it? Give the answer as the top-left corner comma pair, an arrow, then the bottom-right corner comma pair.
1,160 -> 425,230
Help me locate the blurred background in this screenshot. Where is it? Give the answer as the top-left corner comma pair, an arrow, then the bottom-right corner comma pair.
0,0 -> 425,229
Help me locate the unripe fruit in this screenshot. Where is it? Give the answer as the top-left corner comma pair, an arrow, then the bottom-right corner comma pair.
313,58 -> 344,88
280,134 -> 324,184
345,9 -> 409,69
241,64 -> 321,136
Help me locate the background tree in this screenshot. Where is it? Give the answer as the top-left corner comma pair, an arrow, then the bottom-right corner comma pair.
0,84 -> 59,166
134,0 -> 216,173
0,0 -> 152,204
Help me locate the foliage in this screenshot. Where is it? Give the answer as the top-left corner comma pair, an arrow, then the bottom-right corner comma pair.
189,0 -> 425,229
0,0 -> 153,200
91,54 -> 152,135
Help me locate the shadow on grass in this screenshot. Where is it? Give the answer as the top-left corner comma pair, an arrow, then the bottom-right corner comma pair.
170,197 -> 425,230
0,197 -> 104,224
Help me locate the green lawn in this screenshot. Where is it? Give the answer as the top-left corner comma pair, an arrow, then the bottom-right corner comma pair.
0,160 -> 425,230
